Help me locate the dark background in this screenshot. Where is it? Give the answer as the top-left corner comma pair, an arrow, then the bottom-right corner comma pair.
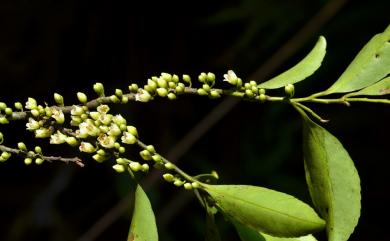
0,0 -> 389,240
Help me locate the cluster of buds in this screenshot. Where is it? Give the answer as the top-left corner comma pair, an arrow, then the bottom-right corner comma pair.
16,142 -> 45,165
197,72 -> 222,99
0,101 -> 22,124
162,173 -> 200,190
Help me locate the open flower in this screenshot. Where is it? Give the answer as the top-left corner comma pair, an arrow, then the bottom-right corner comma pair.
50,130 -> 67,144
26,118 -> 40,131
223,70 -> 238,85
98,134 -> 116,148
51,108 -> 65,124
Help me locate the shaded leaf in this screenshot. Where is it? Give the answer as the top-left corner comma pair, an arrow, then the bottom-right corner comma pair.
344,76 -> 390,97
326,24 -> 390,93
128,185 -> 158,241
204,184 -> 325,237
234,221 -> 318,241
301,113 -> 361,241
258,36 -> 326,89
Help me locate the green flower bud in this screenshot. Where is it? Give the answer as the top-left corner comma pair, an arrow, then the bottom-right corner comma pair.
202,84 -> 211,92
172,74 -> 179,83
259,94 -> 267,103
210,90 -> 221,99
163,173 -> 175,182
18,142 -> 27,151
223,70 -> 238,85
116,158 -> 128,165
14,102 -> 23,110
144,85 -> 155,94
112,164 -> 126,173
54,93 -> 64,106
44,106 -> 53,117
141,163 -> 149,172
168,82 -> 177,89
152,154 -> 162,163
237,78 -> 243,88
251,86 -> 258,93
118,146 -> 126,153
285,84 -> 295,97
5,108 -> 12,116
0,102 -> 6,110
191,182 -> 200,189
38,105 -> 45,115
66,137 -> 78,146
161,73 -> 172,82
198,72 -> 207,83
89,111 -> 100,120
35,158 -> 44,165
156,88 -> 168,97
244,83 -> 251,89
167,93 -> 176,100
77,92 -> 88,103
24,158 -> 32,165
93,153 -> 108,163
93,82 -> 105,96
127,126 -> 138,137
0,117 -> 9,124
128,83 -> 139,93
79,142 -> 96,153
245,89 -> 254,98
146,145 -> 156,154
259,88 -> 266,95
147,79 -> 158,90
175,85 -> 184,94
97,149 -> 106,156
164,162 -> 175,170
129,162 -> 142,172
207,72 -> 216,83
34,128 -> 51,138
140,149 -> 152,161
115,89 -> 123,98
173,179 -> 185,187
197,88 -> 208,96
25,97 -> 37,110
34,146 -> 42,154
31,109 -> 40,117
182,74 -> 191,86
184,183 -> 193,190
119,124 -> 127,131
121,96 -> 129,104
250,80 -> 257,86
1,151 -> 11,160
157,78 -> 168,88
109,95 -> 120,103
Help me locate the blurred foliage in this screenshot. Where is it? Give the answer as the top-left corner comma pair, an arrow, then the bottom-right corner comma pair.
0,0 -> 389,241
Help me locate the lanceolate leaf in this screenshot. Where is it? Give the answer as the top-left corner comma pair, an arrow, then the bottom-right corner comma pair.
128,185 -> 158,241
326,24 -> 390,94
344,76 -> 390,97
301,113 -> 361,241
258,36 -> 326,89
233,221 -> 318,241
204,184 -> 325,237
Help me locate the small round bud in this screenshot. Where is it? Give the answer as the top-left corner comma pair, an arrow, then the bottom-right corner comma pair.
97,149 -> 106,156
109,95 -> 120,103
116,158 -> 129,165
34,146 -> 42,154
198,73 -> 207,83
31,109 -> 40,117
77,92 -> 88,103
250,80 -> 257,86
161,73 -> 172,82
152,154 -> 162,163
245,89 -> 254,98
167,93 -> 176,100
259,88 -> 266,95
35,158 -> 44,165
191,182 -> 200,189
1,151 -> 11,160
202,84 -> 211,92
197,89 -> 208,96
5,108 -> 12,116
146,145 -> 156,154
14,102 -> 23,110
251,86 -> 258,93
0,102 -> 6,110
147,79 -> 158,90
173,179 -> 184,187
112,164 -> 126,173
164,162 -> 175,170
168,82 -> 177,89
54,93 -> 64,106
184,183 -> 193,190
140,149 -> 152,161
66,137 -> 78,146
126,126 -> 138,137
182,74 -> 191,83
175,85 -> 184,94
156,88 -> 168,97
129,162 -> 142,172
207,72 -> 216,82
93,154 -> 107,163
163,173 -> 174,182
114,142 -> 121,149
18,142 -> 27,151
0,117 -> 9,124
172,74 -> 179,83
211,170 -> 219,179
244,83 -> 251,89
141,163 -> 149,172
121,96 -> 129,104
24,158 -> 32,165
210,90 -> 221,99
118,146 -> 126,153
259,94 -> 267,103
115,89 -> 123,98
128,83 -> 139,93
157,78 -> 168,88
284,84 -> 295,97
93,83 -> 105,96
237,78 -> 243,88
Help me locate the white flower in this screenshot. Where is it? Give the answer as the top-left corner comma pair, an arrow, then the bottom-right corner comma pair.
71,105 -> 84,116
121,132 -> 137,144
25,97 -> 37,110
113,114 -> 126,126
99,113 -> 113,126
79,142 -> 96,153
98,134 -> 116,148
26,118 -> 40,131
223,70 -> 238,85
35,127 -> 52,138
97,105 -> 110,114
50,131 -> 67,144
135,89 -> 152,102
51,108 -> 65,124
78,121 -> 100,138
107,123 -> 122,136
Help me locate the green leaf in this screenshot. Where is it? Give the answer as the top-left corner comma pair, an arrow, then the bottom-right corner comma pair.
204,184 -> 325,237
233,221 -> 318,241
128,185 -> 158,241
344,76 -> 390,97
301,113 -> 361,241
326,24 -> 390,94
258,36 -> 326,89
